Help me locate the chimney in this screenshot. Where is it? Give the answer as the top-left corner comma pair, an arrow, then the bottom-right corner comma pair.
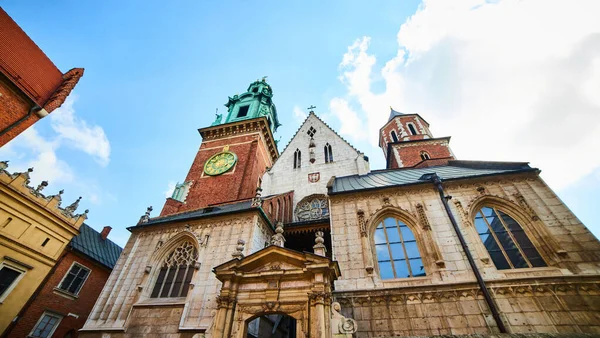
100,226 -> 112,240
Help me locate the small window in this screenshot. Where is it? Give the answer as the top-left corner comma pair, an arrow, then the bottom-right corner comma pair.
475,207 -> 547,270
390,130 -> 399,142
0,265 -> 23,300
294,149 -> 302,169
420,152 -> 430,161
0,260 -> 28,302
30,312 -> 63,338
252,87 -> 258,93
151,240 -> 198,298
237,105 -> 250,118
58,262 -> 91,295
324,143 -> 333,163
407,123 -> 418,135
307,126 -> 316,137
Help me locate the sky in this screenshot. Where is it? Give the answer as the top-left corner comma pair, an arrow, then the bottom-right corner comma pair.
1,0 -> 599,247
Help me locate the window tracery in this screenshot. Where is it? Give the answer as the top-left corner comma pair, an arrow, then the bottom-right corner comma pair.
150,240 -> 198,298
474,206 -> 546,270
295,195 -> 329,221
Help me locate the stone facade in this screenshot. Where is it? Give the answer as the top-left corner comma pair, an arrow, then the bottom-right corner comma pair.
80,83 -> 600,338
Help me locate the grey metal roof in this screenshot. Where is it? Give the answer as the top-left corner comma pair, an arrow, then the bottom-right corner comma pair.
128,200 -> 255,229
330,161 -> 537,194
69,223 -> 123,269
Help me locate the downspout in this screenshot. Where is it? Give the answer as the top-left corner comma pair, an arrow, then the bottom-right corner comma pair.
0,104 -> 43,138
419,173 -> 508,333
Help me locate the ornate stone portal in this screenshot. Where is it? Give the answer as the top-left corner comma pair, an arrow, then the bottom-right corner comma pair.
212,246 -> 342,338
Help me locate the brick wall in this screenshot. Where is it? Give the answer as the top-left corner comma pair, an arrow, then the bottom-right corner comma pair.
392,140 -> 453,168
0,77 -> 39,147
160,131 -> 271,216
9,250 -> 112,338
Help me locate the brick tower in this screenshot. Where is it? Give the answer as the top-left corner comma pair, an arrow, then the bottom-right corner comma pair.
379,107 -> 454,168
160,78 -> 280,216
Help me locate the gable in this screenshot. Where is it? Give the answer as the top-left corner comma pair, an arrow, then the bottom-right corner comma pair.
261,113 -> 370,217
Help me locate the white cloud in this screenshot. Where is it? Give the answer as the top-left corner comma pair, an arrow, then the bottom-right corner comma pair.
331,0 -> 600,190
50,97 -> 111,166
0,95 -> 110,192
293,106 -> 307,124
329,98 -> 367,140
164,181 -> 176,198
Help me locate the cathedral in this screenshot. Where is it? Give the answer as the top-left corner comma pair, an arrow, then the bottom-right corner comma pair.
80,79 -> 600,338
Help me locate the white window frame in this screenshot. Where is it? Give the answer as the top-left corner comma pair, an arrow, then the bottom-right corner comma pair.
0,259 -> 28,303
29,311 -> 63,338
56,261 -> 92,296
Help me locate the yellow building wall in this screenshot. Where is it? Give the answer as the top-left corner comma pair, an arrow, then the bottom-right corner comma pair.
0,167 -> 85,333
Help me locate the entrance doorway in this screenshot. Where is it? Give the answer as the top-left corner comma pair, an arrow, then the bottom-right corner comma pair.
246,314 -> 297,338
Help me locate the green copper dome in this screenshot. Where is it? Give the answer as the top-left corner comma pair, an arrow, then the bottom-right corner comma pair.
222,78 -> 281,133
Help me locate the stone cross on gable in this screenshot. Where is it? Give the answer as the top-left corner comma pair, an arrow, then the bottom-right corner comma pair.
307,105 -> 316,112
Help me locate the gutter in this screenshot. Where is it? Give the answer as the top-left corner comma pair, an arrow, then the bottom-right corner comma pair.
418,173 -> 508,333
0,104 -> 46,138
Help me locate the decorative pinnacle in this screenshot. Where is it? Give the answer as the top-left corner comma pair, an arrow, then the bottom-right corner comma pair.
35,181 -> 49,194
28,167 -> 33,173
0,160 -> 8,170
232,239 -> 245,259
138,206 -> 153,224
64,196 -> 82,214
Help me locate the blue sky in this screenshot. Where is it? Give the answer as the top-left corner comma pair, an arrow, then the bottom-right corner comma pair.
2,1 -> 599,247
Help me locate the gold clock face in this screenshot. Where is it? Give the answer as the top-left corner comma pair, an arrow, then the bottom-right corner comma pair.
204,151 -> 237,176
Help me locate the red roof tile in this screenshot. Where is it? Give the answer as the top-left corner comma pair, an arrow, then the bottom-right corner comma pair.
0,7 -> 65,106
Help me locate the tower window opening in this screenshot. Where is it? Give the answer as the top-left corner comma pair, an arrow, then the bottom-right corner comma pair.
390,130 -> 399,142
420,152 -> 430,161
237,105 -> 249,118
408,123 -> 418,135
294,149 -> 302,169
252,87 -> 258,93
324,143 -> 333,163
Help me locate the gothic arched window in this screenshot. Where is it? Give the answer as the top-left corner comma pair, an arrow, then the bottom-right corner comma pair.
420,152 -> 430,161
390,130 -> 399,142
374,217 -> 424,279
294,149 -> 301,169
151,240 -> 198,298
474,206 -> 546,270
324,143 -> 333,163
407,123 -> 418,135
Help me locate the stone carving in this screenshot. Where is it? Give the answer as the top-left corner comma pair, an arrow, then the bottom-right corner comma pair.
62,196 -> 81,216
138,206 -> 153,224
232,239 -> 245,259
33,180 -> 48,196
295,194 -> 329,221
331,302 -> 358,337
313,231 -> 326,256
415,203 -> 431,231
211,112 -> 222,126
514,192 -> 540,221
270,222 -> 285,247
357,209 -> 367,237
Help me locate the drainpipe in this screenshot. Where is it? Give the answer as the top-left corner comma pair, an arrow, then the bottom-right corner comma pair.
419,173 -> 508,333
0,104 -> 43,138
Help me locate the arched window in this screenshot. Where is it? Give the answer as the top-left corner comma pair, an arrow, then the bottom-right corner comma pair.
324,143 -> 333,163
407,123 -> 418,135
294,149 -> 301,169
390,130 -> 399,142
374,217 -> 424,279
295,195 -> 329,221
420,152 -> 430,160
151,240 -> 198,298
474,206 -> 546,270
276,200 -> 281,220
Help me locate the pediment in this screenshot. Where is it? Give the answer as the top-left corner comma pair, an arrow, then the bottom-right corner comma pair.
213,245 -> 336,279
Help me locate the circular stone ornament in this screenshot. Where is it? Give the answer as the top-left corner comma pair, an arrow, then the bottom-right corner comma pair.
203,151 -> 238,176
